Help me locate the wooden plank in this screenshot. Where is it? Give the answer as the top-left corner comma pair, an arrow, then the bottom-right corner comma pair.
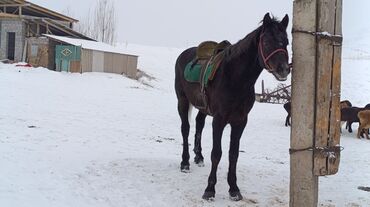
314,39 -> 333,175
313,0 -> 337,176
70,61 -> 81,73
36,23 -> 40,35
81,49 -> 92,73
328,0 -> 343,175
92,51 -> 104,72
122,55 -> 129,75
290,0 -> 318,206
313,0 -> 343,176
127,56 -> 138,78
37,45 -> 48,68
0,4 -> 29,7
117,53 -> 125,74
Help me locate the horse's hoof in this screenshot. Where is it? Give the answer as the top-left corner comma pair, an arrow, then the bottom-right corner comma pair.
229,191 -> 243,201
196,161 -> 205,167
180,164 -> 190,173
202,191 -> 215,201
194,157 -> 205,167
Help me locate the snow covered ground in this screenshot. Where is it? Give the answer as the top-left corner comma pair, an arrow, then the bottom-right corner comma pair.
0,42 -> 370,207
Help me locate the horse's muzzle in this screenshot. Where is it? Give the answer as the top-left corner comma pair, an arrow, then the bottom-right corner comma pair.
273,62 -> 290,81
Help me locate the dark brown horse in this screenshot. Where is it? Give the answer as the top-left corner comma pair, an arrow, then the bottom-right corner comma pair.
175,13 -> 290,201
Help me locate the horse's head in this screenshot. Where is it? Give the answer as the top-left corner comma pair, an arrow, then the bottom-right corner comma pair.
258,13 -> 290,81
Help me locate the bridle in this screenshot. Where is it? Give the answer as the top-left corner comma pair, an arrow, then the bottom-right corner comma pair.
259,33 -> 289,72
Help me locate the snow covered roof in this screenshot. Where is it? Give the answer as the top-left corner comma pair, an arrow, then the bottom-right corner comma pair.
43,34 -> 138,57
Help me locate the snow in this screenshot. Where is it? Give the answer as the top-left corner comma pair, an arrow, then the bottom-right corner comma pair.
0,41 -> 370,207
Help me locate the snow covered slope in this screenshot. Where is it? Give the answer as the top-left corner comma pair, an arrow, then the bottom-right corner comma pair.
0,42 -> 369,207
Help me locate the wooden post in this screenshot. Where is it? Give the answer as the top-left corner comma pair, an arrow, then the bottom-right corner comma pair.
290,0 -> 318,205
36,23 -> 40,36
290,0 -> 342,206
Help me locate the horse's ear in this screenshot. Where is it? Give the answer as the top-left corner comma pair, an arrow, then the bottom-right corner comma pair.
263,13 -> 272,25
281,14 -> 289,29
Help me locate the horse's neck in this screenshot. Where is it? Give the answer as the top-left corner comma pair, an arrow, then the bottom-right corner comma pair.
224,29 -> 264,89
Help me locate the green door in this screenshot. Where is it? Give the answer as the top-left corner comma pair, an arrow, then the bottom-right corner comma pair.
61,60 -> 70,72
55,45 -> 81,72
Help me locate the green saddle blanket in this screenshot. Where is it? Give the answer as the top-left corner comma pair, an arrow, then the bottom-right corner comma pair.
184,61 -> 214,86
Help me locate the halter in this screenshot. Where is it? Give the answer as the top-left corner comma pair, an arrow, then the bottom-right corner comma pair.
259,33 -> 289,72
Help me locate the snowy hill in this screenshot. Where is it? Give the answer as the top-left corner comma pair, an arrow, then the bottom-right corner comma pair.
0,41 -> 370,207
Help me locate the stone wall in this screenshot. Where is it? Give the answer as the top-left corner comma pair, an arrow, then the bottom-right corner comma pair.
0,19 -> 25,62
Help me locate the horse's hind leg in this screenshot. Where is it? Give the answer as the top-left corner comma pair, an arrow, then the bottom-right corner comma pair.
194,111 -> 206,166
178,98 -> 191,172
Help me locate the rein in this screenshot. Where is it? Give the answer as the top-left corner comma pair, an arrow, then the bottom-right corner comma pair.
259,33 -> 289,72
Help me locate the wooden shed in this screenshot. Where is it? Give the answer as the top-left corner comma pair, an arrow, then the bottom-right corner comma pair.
43,34 -> 138,78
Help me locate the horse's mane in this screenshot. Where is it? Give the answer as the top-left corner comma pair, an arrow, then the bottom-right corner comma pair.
223,16 -> 281,62
223,27 -> 262,62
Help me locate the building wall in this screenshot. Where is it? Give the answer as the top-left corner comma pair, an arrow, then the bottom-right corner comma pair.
27,37 -> 49,68
76,48 -> 138,77
92,51 -> 104,72
0,19 -> 25,62
81,49 -> 93,73
103,51 -> 138,78
127,56 -> 138,78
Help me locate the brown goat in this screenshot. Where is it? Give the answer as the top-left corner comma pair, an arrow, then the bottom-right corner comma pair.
357,110 -> 370,139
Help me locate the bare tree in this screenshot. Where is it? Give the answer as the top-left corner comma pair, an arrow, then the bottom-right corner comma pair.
75,7 -> 95,38
94,0 -> 116,44
62,6 -> 74,18
75,0 -> 117,45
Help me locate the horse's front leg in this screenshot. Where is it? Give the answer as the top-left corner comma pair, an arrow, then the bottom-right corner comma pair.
348,121 -> 353,133
285,114 -> 290,127
202,116 -> 227,200
194,111 -> 207,166
228,120 -> 247,201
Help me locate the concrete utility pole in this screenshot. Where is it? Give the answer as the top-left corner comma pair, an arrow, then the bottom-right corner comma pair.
290,0 -> 343,206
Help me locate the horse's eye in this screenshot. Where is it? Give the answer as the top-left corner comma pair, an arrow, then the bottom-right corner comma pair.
279,42 -> 284,47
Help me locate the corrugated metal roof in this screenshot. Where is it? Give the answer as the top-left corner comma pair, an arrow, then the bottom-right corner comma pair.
43,34 -> 138,57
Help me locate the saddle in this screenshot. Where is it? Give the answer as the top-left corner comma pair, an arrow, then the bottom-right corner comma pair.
196,40 -> 231,60
184,40 -> 231,113
185,40 -> 231,85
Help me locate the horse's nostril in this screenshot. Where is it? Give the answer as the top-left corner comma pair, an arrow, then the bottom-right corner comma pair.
279,63 -> 290,74
280,63 -> 289,70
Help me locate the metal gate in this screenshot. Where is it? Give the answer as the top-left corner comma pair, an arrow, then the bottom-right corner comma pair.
55,45 -> 81,72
